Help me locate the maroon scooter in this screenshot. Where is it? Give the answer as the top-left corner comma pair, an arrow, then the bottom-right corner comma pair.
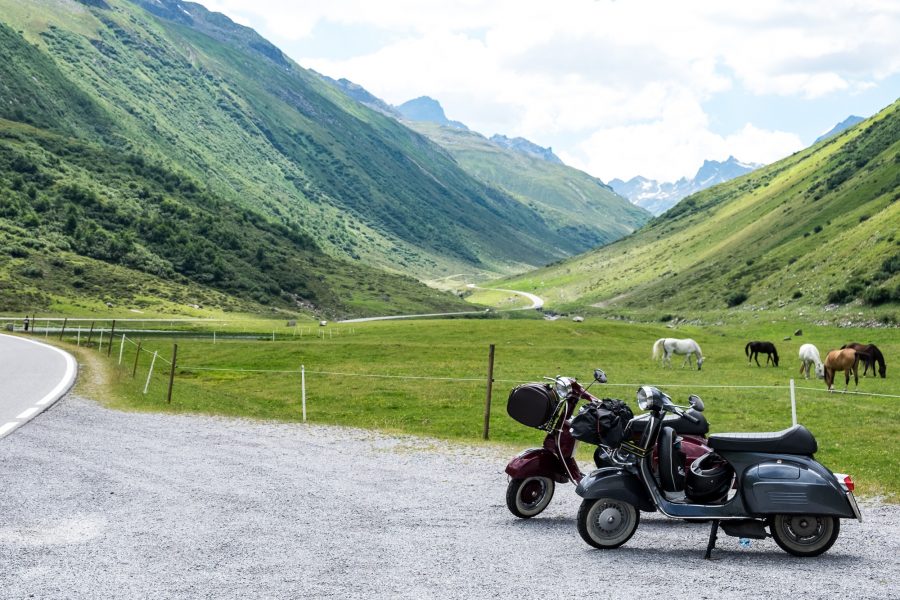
505,369 -> 712,518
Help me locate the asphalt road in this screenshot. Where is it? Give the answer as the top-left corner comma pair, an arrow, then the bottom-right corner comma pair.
339,286 -> 544,322
1,393 -> 897,599
0,334 -> 76,439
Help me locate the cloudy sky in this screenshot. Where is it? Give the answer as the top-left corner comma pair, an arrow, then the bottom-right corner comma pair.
201,0 -> 900,182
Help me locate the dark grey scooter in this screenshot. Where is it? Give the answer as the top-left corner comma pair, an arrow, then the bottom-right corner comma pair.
575,385 -> 862,558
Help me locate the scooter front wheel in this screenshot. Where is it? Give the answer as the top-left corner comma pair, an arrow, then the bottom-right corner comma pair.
769,514 -> 840,557
577,497 -> 639,549
506,477 -> 555,518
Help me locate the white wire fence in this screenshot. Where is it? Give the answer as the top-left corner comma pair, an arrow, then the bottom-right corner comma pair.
12,323 -> 898,439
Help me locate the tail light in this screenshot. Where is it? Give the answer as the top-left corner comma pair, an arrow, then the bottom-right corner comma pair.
834,473 -> 855,492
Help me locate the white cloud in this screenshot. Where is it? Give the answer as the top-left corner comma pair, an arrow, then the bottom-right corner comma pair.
564,113 -> 804,182
197,0 -> 900,181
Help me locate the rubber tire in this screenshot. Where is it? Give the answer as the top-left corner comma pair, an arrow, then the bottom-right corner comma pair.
577,498 -> 640,549
506,477 -> 555,518
769,514 -> 840,557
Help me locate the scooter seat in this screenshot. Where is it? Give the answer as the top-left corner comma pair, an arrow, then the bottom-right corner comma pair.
629,410 -> 709,436
708,424 -> 817,455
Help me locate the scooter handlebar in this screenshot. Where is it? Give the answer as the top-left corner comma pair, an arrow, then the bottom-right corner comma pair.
668,403 -> 700,424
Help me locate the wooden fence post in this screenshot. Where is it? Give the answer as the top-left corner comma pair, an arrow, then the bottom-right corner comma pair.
132,340 -> 142,377
301,365 -> 307,422
166,344 -> 178,404
483,344 -> 495,440
107,320 -> 116,357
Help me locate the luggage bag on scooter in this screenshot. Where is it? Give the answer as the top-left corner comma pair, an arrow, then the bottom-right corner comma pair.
507,383 -> 557,428
570,399 -> 634,446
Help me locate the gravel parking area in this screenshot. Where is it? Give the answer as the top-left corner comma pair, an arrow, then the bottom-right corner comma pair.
1,394 -> 897,599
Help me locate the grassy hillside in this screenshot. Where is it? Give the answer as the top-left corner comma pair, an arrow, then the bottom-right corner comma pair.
493,100 -> 900,321
405,122 -> 650,252
0,0 -> 603,281
0,118 -> 475,317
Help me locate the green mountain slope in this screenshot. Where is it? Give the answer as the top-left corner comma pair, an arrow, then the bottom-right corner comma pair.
0,0 -> 590,279
495,100 -> 900,320
404,122 -> 650,251
0,118 -> 473,317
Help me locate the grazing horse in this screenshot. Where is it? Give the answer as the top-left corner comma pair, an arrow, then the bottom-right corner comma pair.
824,349 -> 860,391
798,343 -> 825,379
841,342 -> 886,378
745,341 -> 779,367
653,338 -> 704,370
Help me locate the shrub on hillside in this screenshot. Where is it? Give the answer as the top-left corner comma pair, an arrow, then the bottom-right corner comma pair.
863,285 -> 900,306
726,292 -> 748,307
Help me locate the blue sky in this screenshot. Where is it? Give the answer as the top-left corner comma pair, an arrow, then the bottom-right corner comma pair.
203,0 -> 900,182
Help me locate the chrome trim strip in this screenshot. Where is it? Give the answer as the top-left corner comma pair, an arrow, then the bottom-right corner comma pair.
846,491 -> 863,522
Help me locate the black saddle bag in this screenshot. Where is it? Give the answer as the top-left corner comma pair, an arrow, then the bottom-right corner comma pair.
570,399 -> 634,446
507,383 -> 557,428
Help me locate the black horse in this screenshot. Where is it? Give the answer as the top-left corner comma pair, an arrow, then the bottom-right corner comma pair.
746,341 -> 779,367
841,343 -> 886,378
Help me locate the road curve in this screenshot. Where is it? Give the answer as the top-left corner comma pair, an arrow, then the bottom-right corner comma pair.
466,284 -> 544,309
0,334 -> 77,439
338,286 -> 543,323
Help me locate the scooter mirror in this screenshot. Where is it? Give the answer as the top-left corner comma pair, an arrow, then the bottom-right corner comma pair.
593,369 -> 607,384
688,394 -> 704,412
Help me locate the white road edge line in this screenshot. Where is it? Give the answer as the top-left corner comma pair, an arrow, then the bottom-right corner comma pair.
0,334 -> 77,437
6,337 -> 78,406
16,407 -> 41,420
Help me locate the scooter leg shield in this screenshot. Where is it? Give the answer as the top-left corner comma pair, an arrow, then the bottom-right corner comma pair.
575,468 -> 656,512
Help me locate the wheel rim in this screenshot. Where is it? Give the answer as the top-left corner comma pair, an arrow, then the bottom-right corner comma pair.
776,515 -> 831,549
516,477 -> 553,515
587,499 -> 635,545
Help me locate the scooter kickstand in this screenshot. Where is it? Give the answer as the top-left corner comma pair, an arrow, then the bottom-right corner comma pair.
704,520 -> 720,560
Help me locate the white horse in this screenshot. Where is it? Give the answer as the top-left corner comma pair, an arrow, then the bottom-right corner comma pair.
653,338 -> 704,370
799,343 -> 825,379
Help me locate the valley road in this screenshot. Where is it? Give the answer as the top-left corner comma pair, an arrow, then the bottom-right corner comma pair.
339,285 -> 543,322
0,334 -> 76,439
1,392 -> 897,599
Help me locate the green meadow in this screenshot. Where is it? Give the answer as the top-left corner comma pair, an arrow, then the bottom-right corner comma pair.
54,316 -> 900,499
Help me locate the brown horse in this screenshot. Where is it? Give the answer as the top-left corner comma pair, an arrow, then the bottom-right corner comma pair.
824,349 -> 860,391
841,342 -> 886,378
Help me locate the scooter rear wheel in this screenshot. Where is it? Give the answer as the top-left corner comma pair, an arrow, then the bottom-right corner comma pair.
769,514 -> 840,557
577,497 -> 639,549
506,477 -> 555,518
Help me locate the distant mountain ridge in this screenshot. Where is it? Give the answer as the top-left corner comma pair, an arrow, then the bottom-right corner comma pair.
396,97 -> 469,130
609,156 -> 762,215
315,73 -> 400,118
403,121 -> 649,253
488,134 -> 562,164
318,77 -> 566,167
314,78 -> 648,250
815,115 -> 865,144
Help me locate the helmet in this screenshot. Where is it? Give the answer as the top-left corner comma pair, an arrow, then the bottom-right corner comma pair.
685,453 -> 733,503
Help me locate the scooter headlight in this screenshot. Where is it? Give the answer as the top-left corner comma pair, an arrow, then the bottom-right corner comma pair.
636,385 -> 662,411
555,377 -> 574,399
